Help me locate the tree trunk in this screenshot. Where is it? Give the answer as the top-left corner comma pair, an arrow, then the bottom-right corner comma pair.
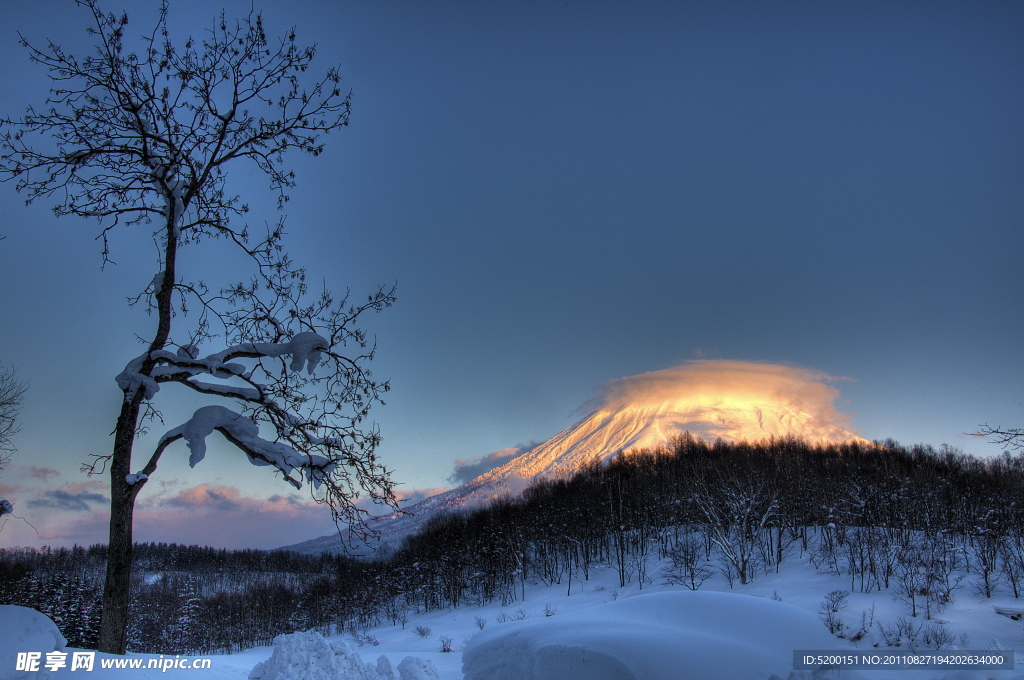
97,194 -> 177,654
98,396 -> 144,654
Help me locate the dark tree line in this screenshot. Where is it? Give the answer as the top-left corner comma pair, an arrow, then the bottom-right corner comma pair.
0,543 -> 359,654
6,437 -> 1024,654
380,436 -> 1024,611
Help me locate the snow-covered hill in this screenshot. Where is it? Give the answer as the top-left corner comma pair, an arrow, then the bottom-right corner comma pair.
282,368 -> 867,556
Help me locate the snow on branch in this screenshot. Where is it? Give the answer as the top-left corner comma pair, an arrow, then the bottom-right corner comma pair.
158,405 -> 333,489
115,355 -> 159,403
211,331 -> 329,374
114,332 -> 329,403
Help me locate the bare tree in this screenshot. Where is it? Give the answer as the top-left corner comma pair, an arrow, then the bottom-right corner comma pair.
1,0 -> 397,654
972,424 -> 1024,451
0,362 -> 27,522
689,469 -> 778,586
0,362 -> 27,465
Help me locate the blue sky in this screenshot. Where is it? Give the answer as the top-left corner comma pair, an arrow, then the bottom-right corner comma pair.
0,0 -> 1021,549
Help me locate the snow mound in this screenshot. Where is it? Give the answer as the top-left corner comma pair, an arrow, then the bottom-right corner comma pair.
462,591 -> 868,680
395,656 -> 439,680
0,606 -> 67,680
248,630 -> 437,680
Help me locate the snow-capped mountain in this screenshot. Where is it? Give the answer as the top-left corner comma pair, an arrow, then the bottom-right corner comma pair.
468,395 -> 866,483
280,390 -> 866,555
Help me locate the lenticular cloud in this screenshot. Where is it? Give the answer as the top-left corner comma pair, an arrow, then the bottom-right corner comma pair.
593,360 -> 854,433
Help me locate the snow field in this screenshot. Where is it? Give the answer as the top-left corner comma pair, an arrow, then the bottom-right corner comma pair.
7,551 -> 1024,679
258,552 -> 1024,680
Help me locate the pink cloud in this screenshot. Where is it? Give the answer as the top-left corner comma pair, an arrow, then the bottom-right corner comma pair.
18,483 -> 341,550
134,483 -> 339,548
6,479 -> 459,551
22,466 -> 60,481
66,480 -> 106,494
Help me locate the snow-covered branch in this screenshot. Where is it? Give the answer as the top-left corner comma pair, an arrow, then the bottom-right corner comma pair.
157,405 -> 329,487
115,332 -> 327,402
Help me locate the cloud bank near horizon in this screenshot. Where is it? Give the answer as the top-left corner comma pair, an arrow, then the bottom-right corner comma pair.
447,443 -> 538,485
2,482 -> 340,550
590,360 -> 856,432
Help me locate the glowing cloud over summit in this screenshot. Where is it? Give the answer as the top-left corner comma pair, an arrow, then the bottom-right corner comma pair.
592,360 -> 855,433
458,360 -> 860,489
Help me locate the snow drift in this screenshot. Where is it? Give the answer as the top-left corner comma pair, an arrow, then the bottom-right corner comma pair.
461,591 -> 868,680
0,605 -> 68,680
248,630 -> 438,680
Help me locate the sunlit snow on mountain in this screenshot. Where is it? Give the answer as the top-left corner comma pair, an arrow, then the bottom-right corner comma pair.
281,360 -> 866,554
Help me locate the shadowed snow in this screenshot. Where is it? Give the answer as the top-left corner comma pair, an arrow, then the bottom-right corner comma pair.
461,591 -> 867,680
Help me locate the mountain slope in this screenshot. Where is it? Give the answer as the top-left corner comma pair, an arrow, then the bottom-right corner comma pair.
280,395 -> 866,555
